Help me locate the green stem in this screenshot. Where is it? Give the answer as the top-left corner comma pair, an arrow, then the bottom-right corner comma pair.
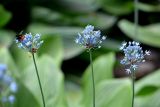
32,53 -> 46,107
131,72 -> 135,107
89,50 -> 95,107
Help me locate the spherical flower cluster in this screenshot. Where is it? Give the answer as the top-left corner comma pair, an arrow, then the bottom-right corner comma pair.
120,41 -> 150,74
15,33 -> 43,53
0,64 -> 18,104
75,25 -> 106,50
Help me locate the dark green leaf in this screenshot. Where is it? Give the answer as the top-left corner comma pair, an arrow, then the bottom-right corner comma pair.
0,5 -> 12,28
98,0 -> 133,15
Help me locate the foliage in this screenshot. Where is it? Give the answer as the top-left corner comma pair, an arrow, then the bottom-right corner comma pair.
0,0 -> 160,107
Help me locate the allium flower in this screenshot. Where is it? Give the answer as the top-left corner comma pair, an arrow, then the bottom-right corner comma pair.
120,41 -> 150,74
15,33 -> 43,53
75,25 -> 106,50
0,64 -> 18,104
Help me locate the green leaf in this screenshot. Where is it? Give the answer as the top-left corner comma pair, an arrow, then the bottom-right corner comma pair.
82,53 -> 115,106
118,20 -> 160,48
136,90 -> 160,107
102,39 -> 121,52
21,55 -> 67,107
38,35 -> 63,67
10,44 -> 32,72
28,23 -> 83,37
0,47 -> 19,77
73,13 -> 117,29
32,7 -> 116,29
63,37 -> 84,60
136,69 -> 160,96
95,79 -> 132,107
32,7 -> 65,23
65,80 -> 83,107
59,0 -> 99,13
98,0 -> 133,15
15,83 -> 40,107
0,30 -> 14,47
28,23 -> 84,60
0,5 -> 12,28
138,2 -> 160,12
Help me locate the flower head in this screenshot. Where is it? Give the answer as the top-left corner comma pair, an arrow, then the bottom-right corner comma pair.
120,41 -> 150,74
15,33 -> 43,53
0,64 -> 18,104
75,25 -> 106,50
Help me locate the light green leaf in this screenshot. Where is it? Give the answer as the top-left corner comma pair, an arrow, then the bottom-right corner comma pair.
63,37 -> 84,60
74,13 -> 117,29
0,47 -> 19,77
82,53 -> 115,106
0,5 -> 12,28
138,2 -> 160,12
135,69 -> 160,96
65,80 -> 83,107
136,90 -> 160,107
28,23 -> 83,37
98,0 -> 133,15
28,23 -> 84,60
118,19 -> 160,48
59,0 -> 99,13
21,55 -> 67,107
10,44 -> 32,72
32,7 -> 116,29
38,35 -> 63,67
95,79 -> 132,107
0,30 -> 14,47
15,83 -> 40,107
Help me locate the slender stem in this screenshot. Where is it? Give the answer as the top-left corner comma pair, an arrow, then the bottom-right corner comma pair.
134,0 -> 138,38
32,53 -> 46,107
89,50 -> 95,107
131,72 -> 135,107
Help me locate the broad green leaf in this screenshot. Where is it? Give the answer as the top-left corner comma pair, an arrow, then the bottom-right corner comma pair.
82,53 -> 115,106
32,7 -> 116,29
0,5 -> 12,28
38,35 -> 63,67
118,20 -> 160,48
28,23 -> 83,37
65,80 -> 83,107
28,23 -> 84,60
15,83 -> 40,107
102,39 -> 121,52
135,69 -> 160,96
10,44 -> 32,72
98,0 -> 133,15
73,13 -> 117,29
59,0 -> 99,13
95,79 -> 132,107
32,7 -> 65,24
0,47 -> 19,77
136,89 -> 160,107
138,2 -> 160,12
0,30 -> 14,47
21,55 -> 67,107
63,37 -> 84,60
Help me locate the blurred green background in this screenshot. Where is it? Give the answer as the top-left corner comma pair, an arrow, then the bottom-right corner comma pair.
0,0 -> 160,107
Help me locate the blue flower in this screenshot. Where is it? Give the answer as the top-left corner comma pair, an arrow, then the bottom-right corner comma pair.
8,95 -> 15,104
120,41 -> 150,74
15,33 -> 43,53
75,25 -> 106,50
0,64 -> 6,79
0,64 -> 18,104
